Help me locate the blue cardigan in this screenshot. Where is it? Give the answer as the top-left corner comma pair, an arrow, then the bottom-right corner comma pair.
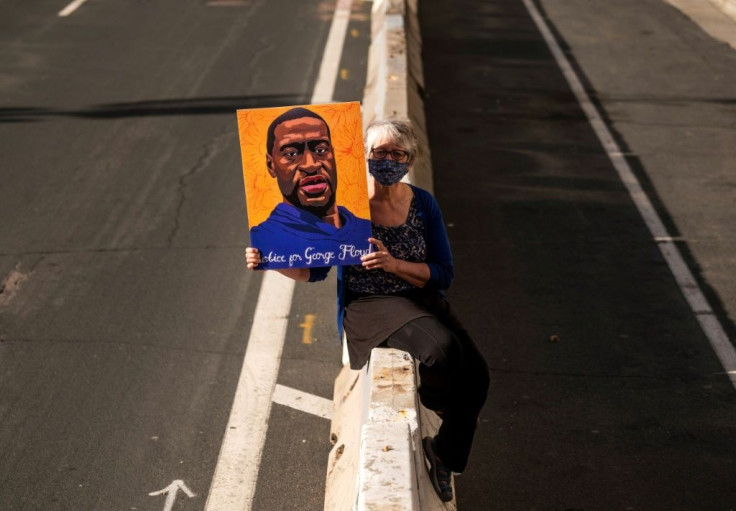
307,185 -> 454,341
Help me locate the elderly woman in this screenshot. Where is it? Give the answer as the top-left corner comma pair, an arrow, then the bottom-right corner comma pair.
246,118 -> 489,502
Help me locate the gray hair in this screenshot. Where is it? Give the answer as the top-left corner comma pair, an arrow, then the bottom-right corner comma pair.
364,117 -> 418,161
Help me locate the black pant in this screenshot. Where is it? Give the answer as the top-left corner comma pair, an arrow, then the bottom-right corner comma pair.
382,304 -> 489,472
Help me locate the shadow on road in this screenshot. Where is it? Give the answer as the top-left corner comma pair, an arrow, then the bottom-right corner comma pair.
0,94 -> 308,123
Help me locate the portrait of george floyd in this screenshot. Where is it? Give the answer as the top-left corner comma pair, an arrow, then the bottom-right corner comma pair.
237,102 -> 372,270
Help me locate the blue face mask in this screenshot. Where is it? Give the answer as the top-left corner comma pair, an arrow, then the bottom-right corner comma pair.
368,158 -> 409,185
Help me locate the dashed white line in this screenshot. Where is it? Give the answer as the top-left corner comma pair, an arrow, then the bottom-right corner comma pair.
521,0 -> 736,390
58,0 -> 90,17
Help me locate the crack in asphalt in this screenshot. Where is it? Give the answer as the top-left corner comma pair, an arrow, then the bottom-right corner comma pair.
167,131 -> 233,248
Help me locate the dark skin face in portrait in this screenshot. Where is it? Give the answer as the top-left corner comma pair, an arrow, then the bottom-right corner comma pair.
266,117 -> 340,226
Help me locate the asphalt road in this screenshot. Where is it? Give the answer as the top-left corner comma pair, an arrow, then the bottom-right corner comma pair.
420,0 -> 736,509
1,0 -> 735,510
0,0 -> 369,509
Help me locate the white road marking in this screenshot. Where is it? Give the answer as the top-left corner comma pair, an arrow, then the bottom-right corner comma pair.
58,0 -> 89,17
311,0 -> 353,103
521,0 -> 736,390
205,272 -> 295,511
272,384 -> 333,420
149,480 -> 196,511
205,1 -> 352,506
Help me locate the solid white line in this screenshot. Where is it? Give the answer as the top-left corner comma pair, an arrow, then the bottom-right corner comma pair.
272,384 -> 333,420
204,272 -> 295,511
58,0 -> 89,17
521,0 -> 736,390
311,0 -> 353,103
205,0 -> 351,507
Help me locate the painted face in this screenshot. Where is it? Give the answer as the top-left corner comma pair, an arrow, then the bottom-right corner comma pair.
267,117 -> 337,217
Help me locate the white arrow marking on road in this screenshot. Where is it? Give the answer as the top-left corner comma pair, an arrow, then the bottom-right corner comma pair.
149,480 -> 196,511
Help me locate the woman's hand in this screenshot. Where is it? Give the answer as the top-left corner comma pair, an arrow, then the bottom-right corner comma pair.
361,237 -> 431,288
245,247 -> 312,281
245,247 -> 262,270
361,238 -> 399,273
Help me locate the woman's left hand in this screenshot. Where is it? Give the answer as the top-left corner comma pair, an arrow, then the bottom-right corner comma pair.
361,237 -> 399,273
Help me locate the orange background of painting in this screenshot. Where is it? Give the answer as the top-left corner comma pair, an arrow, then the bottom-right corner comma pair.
237,102 -> 370,229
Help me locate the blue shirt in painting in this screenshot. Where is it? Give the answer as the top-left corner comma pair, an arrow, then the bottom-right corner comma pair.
250,202 -> 372,270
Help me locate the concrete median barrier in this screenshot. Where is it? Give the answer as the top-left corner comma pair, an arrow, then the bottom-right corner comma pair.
324,348 -> 456,510
362,0 -> 433,193
323,0 -> 457,508
710,0 -> 736,21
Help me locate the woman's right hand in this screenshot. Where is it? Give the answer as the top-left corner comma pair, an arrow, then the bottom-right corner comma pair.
245,247 -> 262,270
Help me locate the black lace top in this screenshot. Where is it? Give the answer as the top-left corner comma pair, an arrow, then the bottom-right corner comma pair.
344,194 -> 426,295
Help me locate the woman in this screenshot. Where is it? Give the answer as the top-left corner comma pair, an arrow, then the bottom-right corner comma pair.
246,117 -> 489,502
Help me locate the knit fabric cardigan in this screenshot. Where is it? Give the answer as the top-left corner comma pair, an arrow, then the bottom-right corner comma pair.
307,185 -> 454,342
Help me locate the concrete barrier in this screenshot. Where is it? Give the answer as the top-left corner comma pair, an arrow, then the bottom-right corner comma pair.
710,0 -> 736,21
324,348 -> 456,510
323,0 -> 457,507
362,0 -> 434,193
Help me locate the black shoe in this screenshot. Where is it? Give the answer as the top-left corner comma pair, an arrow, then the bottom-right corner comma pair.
422,436 -> 453,502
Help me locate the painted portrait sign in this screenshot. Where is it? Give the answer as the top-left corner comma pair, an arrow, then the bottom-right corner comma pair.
238,101 -> 372,270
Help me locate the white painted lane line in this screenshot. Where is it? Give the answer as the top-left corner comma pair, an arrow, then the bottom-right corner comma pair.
272,384 -> 333,420
204,272 -> 295,511
311,0 -> 353,103
58,0 -> 89,17
205,0 -> 351,507
521,0 -> 736,390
